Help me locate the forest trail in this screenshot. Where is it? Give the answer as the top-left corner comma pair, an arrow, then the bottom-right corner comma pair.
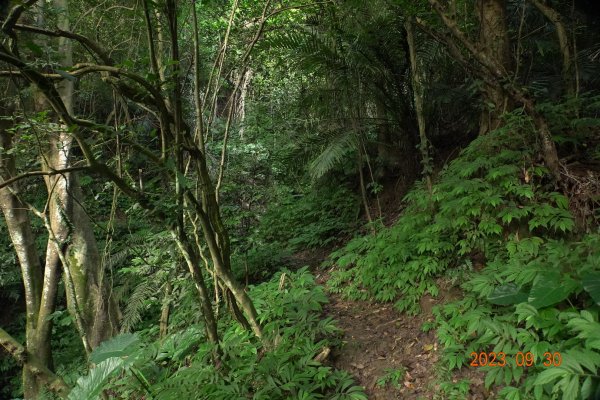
293,249 -> 492,400
311,265 -> 489,399
317,271 -> 438,399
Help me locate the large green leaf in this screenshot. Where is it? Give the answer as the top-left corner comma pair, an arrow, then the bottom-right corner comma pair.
561,376 -> 580,400
68,357 -> 125,400
488,283 -> 528,305
581,377 -> 594,400
528,272 -> 579,309
582,272 -> 600,306
533,367 -> 567,386
90,333 -> 140,364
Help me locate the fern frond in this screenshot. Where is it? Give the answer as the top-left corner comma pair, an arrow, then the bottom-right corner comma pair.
309,132 -> 358,180
121,279 -> 164,333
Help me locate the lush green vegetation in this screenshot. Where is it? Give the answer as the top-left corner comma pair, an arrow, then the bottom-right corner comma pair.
67,269 -> 365,400
329,104 -> 600,398
1,0 -> 599,399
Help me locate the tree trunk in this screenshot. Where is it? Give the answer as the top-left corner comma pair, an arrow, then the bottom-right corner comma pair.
476,0 -> 512,134
186,187 -> 264,341
38,0 -> 119,352
406,18 -> 433,192
529,0 -> 574,96
173,230 -> 220,348
357,147 -> 374,227
159,281 -> 172,339
67,176 -> 120,348
236,69 -> 252,139
0,328 -> 70,399
0,112 -> 45,399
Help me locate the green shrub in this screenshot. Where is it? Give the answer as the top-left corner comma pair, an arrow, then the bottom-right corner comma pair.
258,185 -> 359,251
329,114 -> 574,313
229,184 -> 359,282
327,103 -> 600,398
433,233 -> 600,400
69,268 -> 366,400
231,241 -> 293,283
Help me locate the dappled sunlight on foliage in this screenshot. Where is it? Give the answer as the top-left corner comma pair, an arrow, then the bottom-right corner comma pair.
1,0 -> 600,399
69,269 -> 366,400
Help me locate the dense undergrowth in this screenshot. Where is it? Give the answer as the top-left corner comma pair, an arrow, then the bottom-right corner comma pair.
66,269 -> 365,400
327,102 -> 600,399
230,184 -> 359,281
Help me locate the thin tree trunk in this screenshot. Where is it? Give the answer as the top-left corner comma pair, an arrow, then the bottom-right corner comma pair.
167,0 -> 221,353
0,6 -> 49,397
0,117 -> 44,399
173,232 -> 221,349
529,0 -> 574,96
357,148 -> 374,228
405,18 -> 433,193
236,69 -> 252,139
159,282 -> 172,339
186,190 -> 264,341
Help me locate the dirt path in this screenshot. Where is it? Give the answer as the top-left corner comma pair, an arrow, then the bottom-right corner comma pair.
317,273 -> 439,399
315,269 -> 489,399
291,248 -> 487,399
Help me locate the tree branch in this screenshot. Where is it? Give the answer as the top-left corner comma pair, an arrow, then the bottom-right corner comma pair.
1,0 -> 38,34
427,0 -> 562,181
528,0 -> 574,95
0,166 -> 90,189
11,23 -> 113,64
0,327 -> 70,398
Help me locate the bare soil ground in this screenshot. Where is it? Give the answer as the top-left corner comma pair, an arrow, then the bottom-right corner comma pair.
290,244 -> 490,399
313,269 -> 490,400
320,286 -> 437,398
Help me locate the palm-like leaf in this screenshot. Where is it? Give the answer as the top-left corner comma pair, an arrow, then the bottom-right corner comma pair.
309,131 -> 358,180
90,333 -> 140,364
121,279 -> 164,333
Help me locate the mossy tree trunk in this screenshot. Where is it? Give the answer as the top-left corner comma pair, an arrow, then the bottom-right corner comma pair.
39,0 -> 119,353
0,1 -> 120,397
0,111 -> 44,399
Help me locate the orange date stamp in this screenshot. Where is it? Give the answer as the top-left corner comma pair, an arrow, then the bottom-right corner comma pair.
469,351 -> 562,368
